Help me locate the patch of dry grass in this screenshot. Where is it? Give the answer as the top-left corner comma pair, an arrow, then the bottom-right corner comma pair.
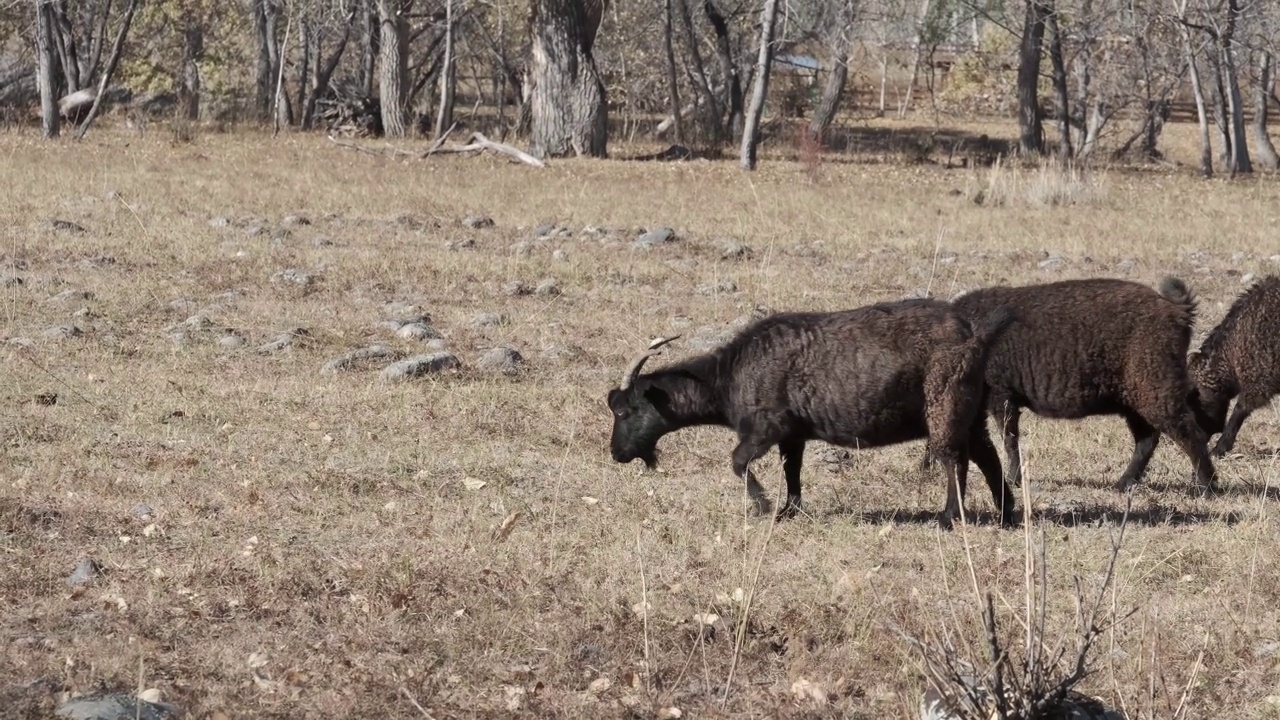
2,121 -> 1280,718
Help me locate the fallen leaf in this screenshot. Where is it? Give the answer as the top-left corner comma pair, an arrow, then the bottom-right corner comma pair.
581,496 -> 599,505
588,677 -> 611,694
693,612 -> 720,626
138,688 -> 162,703
248,651 -> 269,669
462,478 -> 487,491
658,707 -> 683,718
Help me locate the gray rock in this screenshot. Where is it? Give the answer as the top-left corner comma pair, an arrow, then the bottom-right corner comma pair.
72,307 -> 95,319
382,352 -> 461,382
477,346 -> 525,376
382,301 -> 424,319
532,223 -> 556,238
424,339 -> 450,353
56,693 -> 181,720
635,227 -> 677,248
168,298 -> 197,314
1231,251 -> 1246,262
217,333 -> 247,350
44,324 -> 82,340
131,503 -> 154,519
463,215 -> 495,229
244,224 -> 266,238
80,255 -> 116,269
717,240 -> 753,261
256,328 -> 308,355
472,312 -> 508,328
48,289 -> 93,305
1037,253 -> 1065,271
271,268 -> 314,286
281,215 -> 311,228
269,227 -> 292,242
395,322 -> 443,341
323,344 -> 400,372
697,280 -> 737,296
503,280 -> 533,296
444,238 -> 476,251
208,216 -> 230,228
311,236 -> 334,247
535,278 -> 562,296
167,331 -> 190,347
66,558 -> 102,587
552,249 -> 569,262
511,241 -> 532,257
52,219 -> 87,234
9,337 -> 34,347
183,315 -> 212,330
1241,272 -> 1256,285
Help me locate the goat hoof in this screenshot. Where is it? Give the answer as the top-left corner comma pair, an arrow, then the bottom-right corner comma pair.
937,515 -> 955,531
1210,445 -> 1229,459
1113,477 -> 1137,493
1000,509 -> 1022,529
774,499 -> 802,522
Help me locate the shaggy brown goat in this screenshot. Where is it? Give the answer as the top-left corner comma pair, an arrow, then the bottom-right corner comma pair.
1189,275 -> 1280,456
606,299 -> 1018,530
925,277 -> 1217,494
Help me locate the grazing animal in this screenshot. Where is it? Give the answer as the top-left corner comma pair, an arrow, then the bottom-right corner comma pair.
1188,275 -> 1280,457
924,277 -> 1217,494
605,299 -> 1018,529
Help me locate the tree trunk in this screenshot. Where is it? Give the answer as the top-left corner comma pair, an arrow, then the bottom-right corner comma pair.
376,0 -> 409,137
35,0 -> 60,138
808,47 -> 848,143
73,0 -> 139,139
1016,0 -> 1048,155
529,0 -> 608,158
1254,50 -> 1279,171
704,0 -> 742,143
900,0 -> 932,119
1045,5 -> 1070,159
50,1 -> 81,93
1179,11 -> 1212,177
303,8 -> 356,130
254,0 -> 278,120
297,17 -> 312,125
739,0 -> 780,170
434,0 -> 457,138
179,20 -> 203,121
273,12 -> 294,132
662,0 -> 684,144
1220,0 -> 1250,174
83,0 -> 112,82
675,0 -> 720,143
361,0 -> 377,97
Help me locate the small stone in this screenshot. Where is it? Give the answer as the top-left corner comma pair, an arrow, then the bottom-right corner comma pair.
697,280 -> 737,295
311,236 -> 334,247
44,324 -> 82,340
281,215 -> 311,228
131,503 -> 154,520
323,344 -> 400,373
168,331 -> 189,347
271,268 -> 314,286
52,219 -> 87,234
382,352 -> 462,382
472,312 -> 508,328
382,301 -> 424,319
183,314 -> 212,330
168,298 -> 197,313
66,558 -> 102,587
1038,256 -> 1064,271
244,224 -> 266,237
1241,272 -> 1256,285
208,216 -> 230,228
48,289 -> 93,304
217,333 -> 247,349
1231,251 -> 1246,262
552,249 -> 569,262
635,227 -> 676,248
1115,258 -> 1137,273
532,223 -> 556,238
511,241 -> 532,257
503,280 -> 532,296
72,307 -> 95,319
256,328 -> 307,355
269,227 -> 292,242
1269,255 -> 1280,264
535,278 -> 562,296
8,337 -> 34,347
717,240 -> 752,260
463,215 -> 495,229
444,237 -> 476,251
477,346 -> 525,376
396,322 -> 443,341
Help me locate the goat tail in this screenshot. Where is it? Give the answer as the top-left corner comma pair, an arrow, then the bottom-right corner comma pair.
1158,276 -> 1198,318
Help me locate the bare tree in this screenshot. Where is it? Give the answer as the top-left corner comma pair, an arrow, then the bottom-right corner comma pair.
1219,0 -> 1250,174
808,0 -> 858,143
704,0 -> 742,142
1017,0 -> 1049,155
740,0 -> 780,170
1254,49 -> 1279,170
73,0 -> 139,139
1176,0 -> 1213,176
528,0 -> 608,157
377,0 -> 409,137
179,11 -> 204,121
1045,4 -> 1070,158
35,0 -> 60,138
662,0 -> 684,143
434,0 -> 458,137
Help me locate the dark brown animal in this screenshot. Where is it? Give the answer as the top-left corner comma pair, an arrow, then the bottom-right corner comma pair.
1189,275 -> 1280,456
925,277 -> 1217,494
606,299 -> 1018,529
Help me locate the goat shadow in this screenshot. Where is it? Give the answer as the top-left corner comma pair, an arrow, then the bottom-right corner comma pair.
821,502 -> 1240,529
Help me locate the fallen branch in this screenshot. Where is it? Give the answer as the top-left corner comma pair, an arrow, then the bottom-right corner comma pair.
424,121 -> 458,155
423,131 -> 545,168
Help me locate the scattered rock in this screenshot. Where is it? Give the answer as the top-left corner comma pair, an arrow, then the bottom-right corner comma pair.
635,227 -> 677,249
477,346 -> 525,376
131,503 -> 154,520
539,344 -> 584,362
244,224 -> 266,238
323,344 -> 400,372
393,213 -> 428,230
1231,251 -> 1246,262
56,692 -> 181,720
208,216 -> 230,228
503,280 -> 533,296
217,333 -> 247,350
396,321 -> 443,341
1241,272 -> 1256,285
52,219 -> 87,234
689,325 -> 736,351
535,278 -> 562,296
281,215 -> 311,228
256,327 -> 310,354
44,324 -> 82,340
271,268 -> 314,286
311,236 -> 334,247
382,301 -> 424,319
269,227 -> 292,242
532,223 -> 557,238
444,238 -> 476,251
716,240 -> 753,261
382,352 -> 461,382
66,558 -> 102,587
167,298 -> 197,314
552,249 -> 569,262
511,241 -> 532,257
8,337 -> 34,347
1037,252 -> 1065,271
183,315 -> 212,330
472,312 -> 508,328
48,289 -> 93,305
697,280 -> 737,296
167,331 -> 190,347
463,215 -> 495,229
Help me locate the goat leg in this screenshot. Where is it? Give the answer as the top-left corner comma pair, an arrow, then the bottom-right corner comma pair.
776,438 -> 805,521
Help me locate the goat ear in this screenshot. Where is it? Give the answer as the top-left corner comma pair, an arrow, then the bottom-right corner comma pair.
607,388 -> 624,408
643,385 -> 671,413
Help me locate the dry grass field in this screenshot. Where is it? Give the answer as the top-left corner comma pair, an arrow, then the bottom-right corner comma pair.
3,118 -> 1280,719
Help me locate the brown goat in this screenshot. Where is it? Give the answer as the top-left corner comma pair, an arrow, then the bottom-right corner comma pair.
926,277 -> 1217,495
606,299 -> 1017,529
1189,276 -> 1280,456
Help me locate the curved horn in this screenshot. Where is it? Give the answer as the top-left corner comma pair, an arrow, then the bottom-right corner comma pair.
619,335 -> 680,390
